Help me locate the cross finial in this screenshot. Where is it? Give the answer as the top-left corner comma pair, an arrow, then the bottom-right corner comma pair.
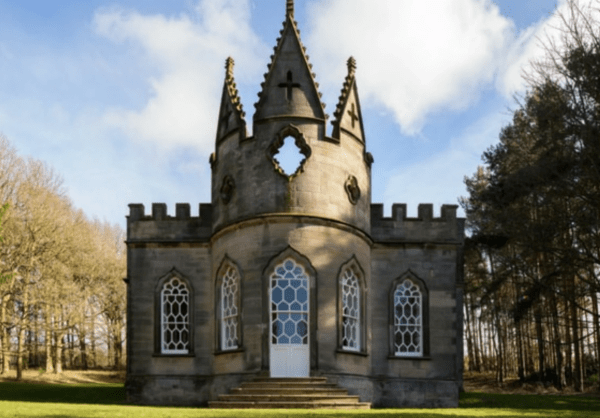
286,0 -> 294,18
225,57 -> 235,79
347,57 -> 357,77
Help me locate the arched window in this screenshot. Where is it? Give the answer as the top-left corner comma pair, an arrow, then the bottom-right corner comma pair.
341,268 -> 360,351
160,276 -> 190,355
393,278 -> 423,357
337,258 -> 366,354
221,266 -> 240,350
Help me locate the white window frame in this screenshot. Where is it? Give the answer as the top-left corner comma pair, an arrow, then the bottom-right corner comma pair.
221,266 -> 240,351
394,279 -> 423,357
161,277 -> 190,355
341,268 -> 360,352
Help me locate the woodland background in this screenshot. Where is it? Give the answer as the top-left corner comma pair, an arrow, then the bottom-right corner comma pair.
0,133 -> 126,380
461,0 -> 600,391
2,0 -> 600,393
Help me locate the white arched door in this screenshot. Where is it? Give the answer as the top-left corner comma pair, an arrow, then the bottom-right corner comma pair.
269,258 -> 309,378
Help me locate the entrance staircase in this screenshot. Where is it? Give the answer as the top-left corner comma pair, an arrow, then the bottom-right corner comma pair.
209,377 -> 371,409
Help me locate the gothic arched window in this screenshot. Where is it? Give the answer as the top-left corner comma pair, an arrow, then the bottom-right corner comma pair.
160,276 -> 191,355
337,258 -> 366,354
393,278 -> 424,357
221,266 -> 240,350
341,268 -> 361,351
216,258 -> 242,353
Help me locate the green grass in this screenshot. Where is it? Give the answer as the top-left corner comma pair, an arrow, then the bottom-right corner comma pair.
0,382 -> 599,417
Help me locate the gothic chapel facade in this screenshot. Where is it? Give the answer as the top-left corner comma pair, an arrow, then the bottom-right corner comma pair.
126,1 -> 464,408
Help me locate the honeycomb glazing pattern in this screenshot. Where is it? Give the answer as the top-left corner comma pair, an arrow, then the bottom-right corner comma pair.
394,279 -> 422,356
270,258 -> 308,345
161,277 -> 190,354
341,269 -> 360,351
221,267 -> 239,350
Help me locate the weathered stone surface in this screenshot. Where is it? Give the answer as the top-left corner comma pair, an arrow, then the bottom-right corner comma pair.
126,0 -> 463,409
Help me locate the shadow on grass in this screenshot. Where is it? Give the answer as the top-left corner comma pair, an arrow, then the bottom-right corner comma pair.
0,382 -> 126,405
461,392 -> 600,412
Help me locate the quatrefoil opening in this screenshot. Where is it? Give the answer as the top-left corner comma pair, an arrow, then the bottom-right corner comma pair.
267,125 -> 311,180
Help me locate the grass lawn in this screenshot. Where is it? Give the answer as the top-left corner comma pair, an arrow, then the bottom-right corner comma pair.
0,382 -> 599,417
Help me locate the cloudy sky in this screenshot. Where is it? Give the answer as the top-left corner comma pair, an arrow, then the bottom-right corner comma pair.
0,0 -> 566,228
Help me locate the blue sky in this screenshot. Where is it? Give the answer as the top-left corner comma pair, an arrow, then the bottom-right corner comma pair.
0,0 -> 565,228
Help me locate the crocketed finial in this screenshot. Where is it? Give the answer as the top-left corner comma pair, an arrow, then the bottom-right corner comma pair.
225,57 -> 235,79
287,0 -> 294,18
347,56 -> 357,77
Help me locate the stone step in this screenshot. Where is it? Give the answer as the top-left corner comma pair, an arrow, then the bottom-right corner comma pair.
252,377 -> 329,383
240,382 -> 339,389
210,376 -> 371,410
231,387 -> 348,395
208,401 -> 372,410
219,394 -> 361,403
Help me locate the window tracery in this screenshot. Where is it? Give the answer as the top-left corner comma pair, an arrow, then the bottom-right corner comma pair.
221,266 -> 240,350
270,258 -> 309,346
161,277 -> 190,355
341,268 -> 360,351
394,279 -> 423,357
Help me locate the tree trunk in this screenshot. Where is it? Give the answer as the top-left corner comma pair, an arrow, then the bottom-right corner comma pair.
80,338 -> 87,370
592,291 -> 600,387
535,303 -> 545,381
551,294 -> 565,389
516,319 -> 525,381
571,289 -> 584,391
465,298 -> 476,372
44,312 -> 54,373
112,319 -> 123,370
16,286 -> 30,381
495,308 -> 504,383
55,333 -> 64,374
0,295 -> 8,374
90,304 -> 96,369
471,301 -> 481,372
477,311 -> 485,370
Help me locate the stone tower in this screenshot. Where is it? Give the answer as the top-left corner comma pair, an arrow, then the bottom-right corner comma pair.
126,0 -> 464,408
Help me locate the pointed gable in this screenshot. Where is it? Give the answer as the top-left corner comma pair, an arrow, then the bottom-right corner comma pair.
216,57 -> 246,143
332,57 -> 365,143
253,2 -> 326,122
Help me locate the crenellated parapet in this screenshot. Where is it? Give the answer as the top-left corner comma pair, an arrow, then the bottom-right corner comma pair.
127,203 -> 213,244
371,204 -> 464,244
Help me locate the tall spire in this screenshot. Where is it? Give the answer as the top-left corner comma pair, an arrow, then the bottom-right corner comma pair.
332,56 -> 365,143
215,56 -> 246,146
253,0 -> 325,122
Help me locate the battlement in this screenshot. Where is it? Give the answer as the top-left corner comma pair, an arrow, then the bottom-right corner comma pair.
370,204 -> 464,244
127,203 -> 213,243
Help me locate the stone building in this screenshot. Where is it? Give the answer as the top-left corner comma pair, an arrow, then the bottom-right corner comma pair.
125,0 -> 464,408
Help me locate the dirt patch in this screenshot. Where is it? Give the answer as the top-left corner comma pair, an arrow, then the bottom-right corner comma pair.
464,371 -> 599,396
0,370 -> 125,385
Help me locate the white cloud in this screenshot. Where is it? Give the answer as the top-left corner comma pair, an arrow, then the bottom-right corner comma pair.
306,0 -> 513,135
496,0 -> 570,96
94,0 -> 267,154
383,110 -> 511,217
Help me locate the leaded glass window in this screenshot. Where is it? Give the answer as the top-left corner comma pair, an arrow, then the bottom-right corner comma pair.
270,258 -> 309,346
161,277 -> 190,354
341,269 -> 360,351
221,266 -> 239,350
394,279 -> 422,357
